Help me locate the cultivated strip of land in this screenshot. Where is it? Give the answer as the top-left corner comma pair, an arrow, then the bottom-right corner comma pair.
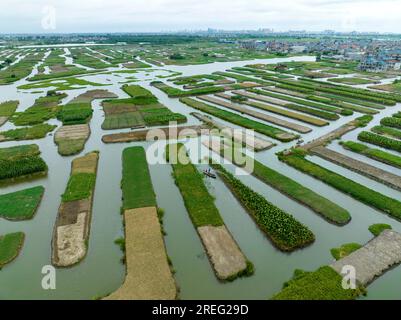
52,151 -> 99,267
191,112 -> 274,151
102,125 -> 207,143
311,146 -> 401,191
198,95 -> 312,134
204,140 -> 350,225
167,143 -> 253,281
180,97 -> 297,142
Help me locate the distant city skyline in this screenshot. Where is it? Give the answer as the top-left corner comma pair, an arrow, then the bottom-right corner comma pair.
1,0 -> 401,34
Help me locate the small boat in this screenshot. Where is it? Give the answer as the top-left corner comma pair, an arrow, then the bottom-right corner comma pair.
203,170 -> 217,179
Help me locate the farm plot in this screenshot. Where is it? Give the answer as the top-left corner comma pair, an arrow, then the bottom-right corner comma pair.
0,124 -> 56,143
212,164 -> 314,251
102,124 -> 206,143
55,90 -> 117,155
204,140 -> 350,225
0,232 -> 25,268
180,97 -> 297,142
12,92 -> 66,126
198,95 -> 312,133
0,100 -> 19,127
52,151 -> 99,267
0,186 -> 45,221
232,90 -> 339,121
192,112 -> 274,151
167,143 -> 253,281
151,81 -> 226,98
0,144 -> 48,184
342,141 -> 401,169
278,149 -> 401,221
310,146 -> 401,191
215,93 -> 328,127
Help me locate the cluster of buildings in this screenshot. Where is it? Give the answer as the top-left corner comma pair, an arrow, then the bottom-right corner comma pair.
358,50 -> 401,72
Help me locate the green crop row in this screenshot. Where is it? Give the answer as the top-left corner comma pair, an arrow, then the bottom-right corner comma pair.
121,146 -> 157,210
358,131 -> 401,153
212,164 -> 314,251
279,151 -> 401,220
179,97 -> 296,142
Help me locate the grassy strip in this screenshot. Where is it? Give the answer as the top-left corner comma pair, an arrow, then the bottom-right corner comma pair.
12,92 -> 66,126
0,124 -> 56,141
278,150 -> 401,220
213,71 -> 274,86
358,131 -> 401,153
122,146 -> 157,210
301,78 -> 401,103
0,232 -> 25,268
212,164 -> 314,251
342,141 -> 401,169
381,117 -> 401,130
238,90 -> 338,121
180,97 -> 295,142
151,81 -> 225,98
0,186 -> 44,220
166,143 -> 223,227
62,173 -> 96,202
216,146 -> 350,225
250,88 -> 342,114
272,266 -> 363,300
318,93 -> 385,110
57,139 -> 87,157
329,77 -> 372,85
330,243 -> 362,260
369,223 -> 392,237
0,155 -> 47,182
0,144 -> 39,160
0,100 -> 19,117
372,126 -> 401,140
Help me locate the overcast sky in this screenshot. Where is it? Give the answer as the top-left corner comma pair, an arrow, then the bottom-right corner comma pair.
1,0 -> 401,34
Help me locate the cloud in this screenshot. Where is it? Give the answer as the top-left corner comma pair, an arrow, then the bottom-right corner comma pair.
0,0 -> 400,33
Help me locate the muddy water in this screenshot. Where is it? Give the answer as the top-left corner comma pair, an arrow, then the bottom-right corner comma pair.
1,54 -> 401,300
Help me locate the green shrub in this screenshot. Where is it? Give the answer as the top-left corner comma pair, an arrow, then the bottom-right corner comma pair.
358,131 -> 401,152
330,243 -> 361,260
368,223 -> 392,237
0,156 -> 47,181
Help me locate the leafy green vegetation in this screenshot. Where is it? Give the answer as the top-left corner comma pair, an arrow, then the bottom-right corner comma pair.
0,52 -> 45,84
330,243 -> 361,260
358,131 -> 401,153
0,144 -> 39,160
368,223 -> 392,237
166,143 -> 223,227
12,92 -> 66,126
0,100 -> 19,119
56,139 -> 87,157
0,186 -> 44,220
122,147 -> 157,210
381,117 -> 401,130
57,103 -> 93,125
342,141 -> 401,169
62,173 -> 96,202
151,81 -> 225,97
212,164 -> 314,251
0,232 -> 25,268
272,266 -> 363,300
216,146 -> 350,225
19,77 -> 106,91
0,155 -> 47,182
372,126 -> 401,140
278,150 -> 401,220
0,124 -> 56,141
249,88 -> 342,114
329,77 -> 372,85
179,97 -> 296,142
